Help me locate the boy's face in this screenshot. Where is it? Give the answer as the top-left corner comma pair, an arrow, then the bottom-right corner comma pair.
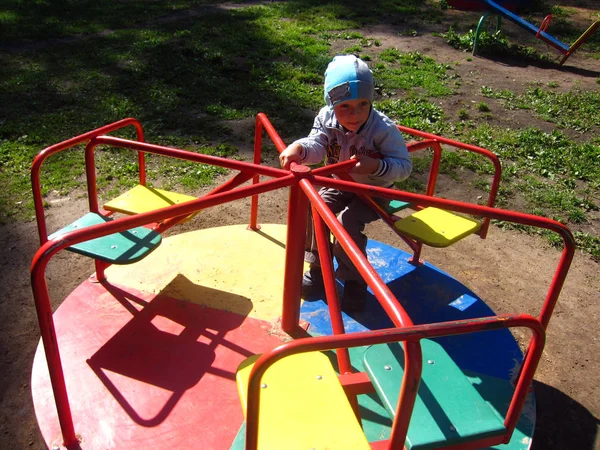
333,99 -> 371,132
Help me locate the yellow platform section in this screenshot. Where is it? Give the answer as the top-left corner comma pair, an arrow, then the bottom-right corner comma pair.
104,184 -> 198,221
236,352 -> 370,450
105,224 -> 301,322
394,207 -> 481,247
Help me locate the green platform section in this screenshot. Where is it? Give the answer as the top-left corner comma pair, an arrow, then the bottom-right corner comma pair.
363,340 -> 506,449
49,212 -> 162,264
230,422 -> 246,450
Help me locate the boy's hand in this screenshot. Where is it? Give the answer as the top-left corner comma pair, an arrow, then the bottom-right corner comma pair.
350,154 -> 379,175
279,143 -> 303,169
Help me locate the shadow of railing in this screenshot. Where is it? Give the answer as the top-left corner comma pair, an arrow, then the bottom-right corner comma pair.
87,277 -> 254,426
531,381 -> 599,450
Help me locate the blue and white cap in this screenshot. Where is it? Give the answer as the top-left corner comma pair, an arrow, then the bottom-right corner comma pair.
324,55 -> 374,108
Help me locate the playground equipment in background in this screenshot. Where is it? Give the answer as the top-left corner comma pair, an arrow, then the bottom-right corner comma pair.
30,116 -> 574,449
471,0 -> 600,65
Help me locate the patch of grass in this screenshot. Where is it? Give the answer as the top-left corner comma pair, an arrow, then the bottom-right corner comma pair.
481,85 -> 600,132
438,151 -> 463,180
494,221 -> 600,261
342,44 -> 363,54
395,176 -> 426,193
525,87 -> 600,132
516,176 -> 596,224
409,154 -> 433,175
376,97 -> 446,134
0,2 -> 354,219
476,102 -> 491,112
437,0 -> 449,10
455,122 -> 600,255
398,28 -> 418,37
572,232 -> 600,261
464,124 -> 600,182
375,50 -> 456,97
0,0 -> 213,43
440,27 -> 550,62
340,31 -> 364,40
549,5 -> 572,18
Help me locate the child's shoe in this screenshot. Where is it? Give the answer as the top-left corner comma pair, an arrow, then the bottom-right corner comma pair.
301,266 -> 324,299
341,280 -> 367,312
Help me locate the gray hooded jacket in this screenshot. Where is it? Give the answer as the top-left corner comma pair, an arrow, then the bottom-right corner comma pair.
292,106 -> 412,187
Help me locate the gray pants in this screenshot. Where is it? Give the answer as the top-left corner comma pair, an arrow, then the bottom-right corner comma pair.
305,187 -> 388,282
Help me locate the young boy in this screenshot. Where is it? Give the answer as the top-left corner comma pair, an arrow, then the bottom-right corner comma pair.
279,54 -> 412,312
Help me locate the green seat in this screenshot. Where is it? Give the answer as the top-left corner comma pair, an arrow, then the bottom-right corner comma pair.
49,212 -> 162,264
363,339 -> 506,450
386,199 -> 411,214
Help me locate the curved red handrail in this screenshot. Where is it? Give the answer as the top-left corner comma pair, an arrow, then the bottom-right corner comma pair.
398,124 -> 503,238
244,314 -> 545,450
29,115 -> 575,449
31,118 -> 145,245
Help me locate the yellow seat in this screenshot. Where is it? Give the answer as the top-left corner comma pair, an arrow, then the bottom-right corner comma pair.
236,352 -> 370,450
104,184 -> 198,222
393,207 -> 481,247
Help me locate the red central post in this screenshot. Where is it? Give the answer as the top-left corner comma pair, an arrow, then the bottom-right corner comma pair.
280,165 -> 311,334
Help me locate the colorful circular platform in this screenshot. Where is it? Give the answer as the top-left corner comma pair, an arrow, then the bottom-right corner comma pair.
31,224 -> 534,449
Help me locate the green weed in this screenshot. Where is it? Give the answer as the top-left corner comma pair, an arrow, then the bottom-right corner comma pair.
476,102 -> 491,112
440,27 -> 549,62
376,97 -> 446,134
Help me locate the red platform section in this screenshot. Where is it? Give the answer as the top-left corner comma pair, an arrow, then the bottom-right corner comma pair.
31,279 -> 289,449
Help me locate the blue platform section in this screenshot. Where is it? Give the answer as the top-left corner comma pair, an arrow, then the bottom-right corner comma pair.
300,239 -> 523,380
299,239 -> 535,449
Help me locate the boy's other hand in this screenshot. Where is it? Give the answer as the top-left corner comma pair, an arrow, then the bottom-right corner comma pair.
350,154 -> 379,175
279,143 -> 302,169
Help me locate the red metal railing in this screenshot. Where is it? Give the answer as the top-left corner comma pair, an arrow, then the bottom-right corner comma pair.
244,314 -> 545,450
398,124 -> 503,240
317,125 -> 502,263
251,113 -> 288,229
30,126 -> 296,447
31,118 -> 145,245
29,115 -> 574,449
